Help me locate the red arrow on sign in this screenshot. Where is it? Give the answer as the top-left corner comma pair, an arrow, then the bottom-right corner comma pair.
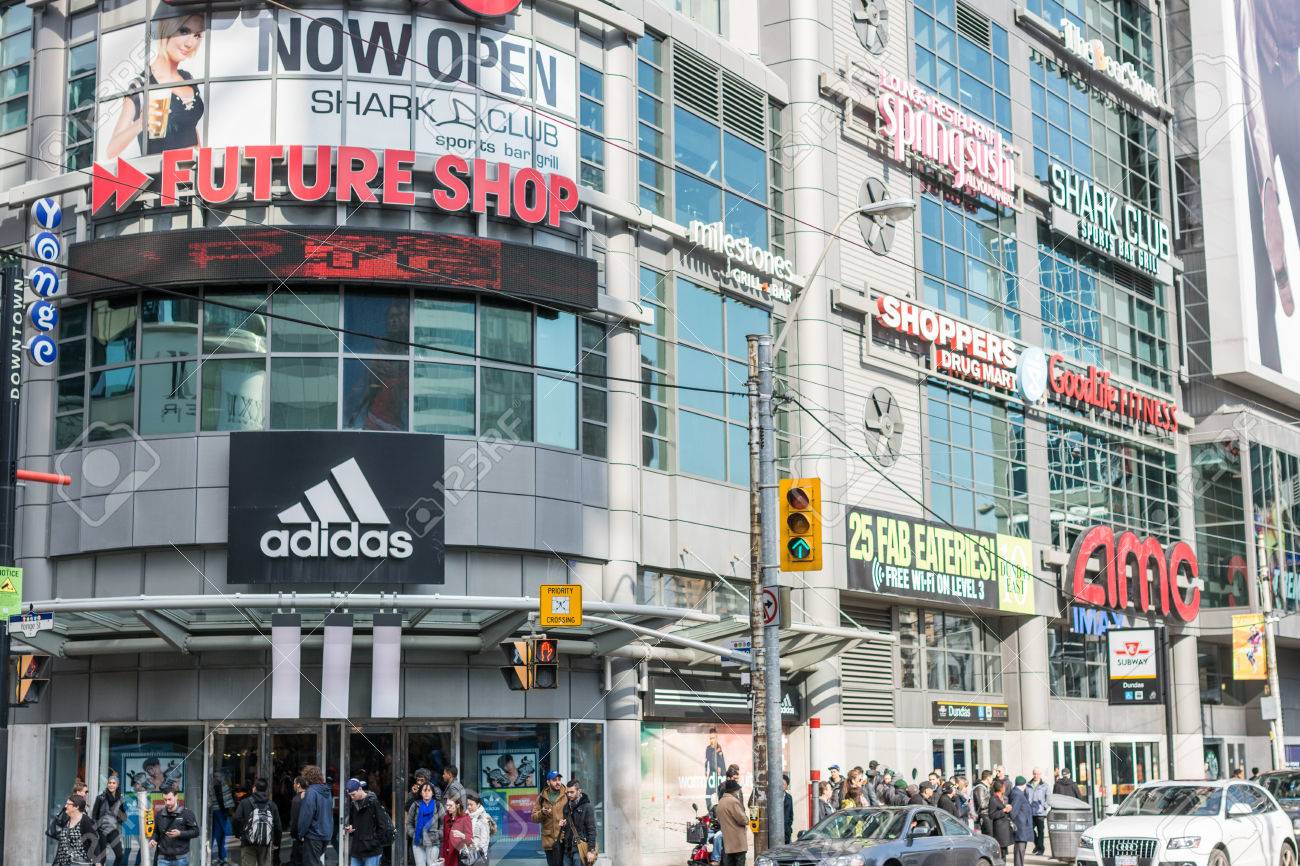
761,587 -> 779,626
91,158 -> 151,215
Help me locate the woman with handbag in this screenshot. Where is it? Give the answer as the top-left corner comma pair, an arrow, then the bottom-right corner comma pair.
466,793 -> 492,865
560,780 -> 597,866
440,797 -> 474,866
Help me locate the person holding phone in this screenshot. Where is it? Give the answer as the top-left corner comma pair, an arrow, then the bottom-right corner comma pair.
150,786 -> 198,866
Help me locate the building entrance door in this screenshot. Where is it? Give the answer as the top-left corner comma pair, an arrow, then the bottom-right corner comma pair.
1054,739 -> 1104,819
346,726 -> 398,865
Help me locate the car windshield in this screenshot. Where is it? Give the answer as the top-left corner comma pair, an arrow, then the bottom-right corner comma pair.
1115,786 -> 1222,817
1261,775 -> 1300,803
806,810 -> 909,840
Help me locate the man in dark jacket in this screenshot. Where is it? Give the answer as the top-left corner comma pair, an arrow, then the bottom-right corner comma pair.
1053,768 -> 1079,798
344,778 -> 391,866
1008,777 -> 1034,866
440,765 -> 467,810
287,776 -> 307,866
296,766 -> 333,866
973,771 -> 993,835
562,779 -> 598,864
150,786 -> 199,866
234,778 -> 283,866
781,775 -> 794,845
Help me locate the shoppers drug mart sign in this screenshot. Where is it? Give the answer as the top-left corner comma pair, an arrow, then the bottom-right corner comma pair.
1049,163 -> 1170,277
91,147 -> 578,226
846,508 -> 1035,614
876,69 -> 1017,207
874,295 -> 1022,392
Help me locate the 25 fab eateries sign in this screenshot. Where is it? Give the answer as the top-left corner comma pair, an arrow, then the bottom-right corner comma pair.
846,508 -> 1035,614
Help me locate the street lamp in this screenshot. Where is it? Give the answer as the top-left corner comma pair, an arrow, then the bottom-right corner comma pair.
773,197 -> 916,354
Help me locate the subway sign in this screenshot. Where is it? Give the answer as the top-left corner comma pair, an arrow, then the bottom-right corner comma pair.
1049,163 -> 1170,277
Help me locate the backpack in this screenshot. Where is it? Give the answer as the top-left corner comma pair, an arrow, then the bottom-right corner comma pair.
243,804 -> 275,848
375,801 -> 397,846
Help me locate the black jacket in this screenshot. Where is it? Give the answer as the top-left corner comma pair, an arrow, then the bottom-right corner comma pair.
562,793 -> 597,853
289,792 -> 303,841
153,805 -> 199,858
234,792 -> 283,846
908,793 -> 926,806
347,792 -> 390,857
783,792 -> 794,844
1053,778 -> 1079,797
937,793 -> 959,816
48,812 -> 97,865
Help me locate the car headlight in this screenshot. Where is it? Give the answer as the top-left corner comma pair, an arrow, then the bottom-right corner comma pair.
1080,834 -> 1095,849
1166,837 -> 1201,850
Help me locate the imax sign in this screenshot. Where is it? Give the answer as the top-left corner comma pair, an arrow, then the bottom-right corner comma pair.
228,431 -> 444,584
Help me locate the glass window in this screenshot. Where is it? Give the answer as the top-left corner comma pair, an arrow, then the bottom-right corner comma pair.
481,302 -> 532,365
679,412 -> 726,481
674,107 -> 720,179
674,171 -> 722,226
917,192 -> 1019,337
203,291 -> 268,355
536,375 -> 577,449
413,362 -> 475,435
413,294 -> 475,360
270,356 -> 338,429
536,311 -> 577,371
100,725 -> 206,861
723,132 -> 766,202
1193,440 -> 1249,608
342,358 -> 407,431
45,727 -> 87,863
677,279 -> 724,351
201,358 -> 265,431
141,294 -> 198,359
272,291 -> 339,353
899,608 -> 1002,693
1048,626 -> 1108,699
92,297 -> 138,367
139,360 -> 197,435
89,367 -> 136,438
569,723 -> 605,850
461,723 -> 558,862
0,2 -> 32,135
481,367 -> 532,441
725,195 -> 768,247
343,291 -> 408,355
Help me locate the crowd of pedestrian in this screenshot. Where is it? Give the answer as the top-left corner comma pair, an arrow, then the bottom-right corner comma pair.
44,762 -> 598,866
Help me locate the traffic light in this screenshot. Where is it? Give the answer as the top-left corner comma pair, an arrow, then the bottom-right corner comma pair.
13,654 -> 50,706
779,477 -> 822,571
499,639 -> 530,691
531,637 -> 558,690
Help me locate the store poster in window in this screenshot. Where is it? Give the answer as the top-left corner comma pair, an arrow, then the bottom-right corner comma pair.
638,723 -> 790,854
114,748 -> 188,836
478,751 -> 541,843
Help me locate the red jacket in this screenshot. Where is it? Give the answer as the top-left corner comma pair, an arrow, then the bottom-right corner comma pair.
441,812 -> 473,865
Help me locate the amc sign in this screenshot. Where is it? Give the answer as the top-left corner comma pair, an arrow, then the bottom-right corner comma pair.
1066,526 -> 1200,623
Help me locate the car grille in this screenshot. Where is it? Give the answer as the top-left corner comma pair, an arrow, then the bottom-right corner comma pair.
1099,838 -> 1159,860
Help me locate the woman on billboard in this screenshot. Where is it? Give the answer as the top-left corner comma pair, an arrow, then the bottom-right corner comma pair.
105,13 -> 205,160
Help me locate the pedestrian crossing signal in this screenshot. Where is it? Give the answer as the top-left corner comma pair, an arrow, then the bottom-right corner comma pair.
13,653 -> 50,706
531,638 -> 558,690
499,640 -> 530,691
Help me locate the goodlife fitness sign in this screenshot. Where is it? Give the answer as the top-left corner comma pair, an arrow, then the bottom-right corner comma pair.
91,146 -> 579,226
876,69 -> 1017,207
873,295 -> 1179,434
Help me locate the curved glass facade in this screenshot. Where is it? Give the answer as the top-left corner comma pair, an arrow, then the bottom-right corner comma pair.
54,287 -> 608,454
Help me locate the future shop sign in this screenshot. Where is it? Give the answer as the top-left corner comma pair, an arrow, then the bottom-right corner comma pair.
91,146 -> 578,227
873,295 -> 1178,434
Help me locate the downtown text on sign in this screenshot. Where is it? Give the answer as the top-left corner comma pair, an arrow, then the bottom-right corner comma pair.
845,508 -> 1034,614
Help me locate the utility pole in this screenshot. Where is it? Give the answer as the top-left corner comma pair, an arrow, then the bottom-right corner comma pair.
748,333 -> 783,851
0,256 -> 25,863
1262,577 -> 1287,770
746,339 -> 768,854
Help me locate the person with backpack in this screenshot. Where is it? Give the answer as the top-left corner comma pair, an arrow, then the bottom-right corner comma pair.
344,778 -> 393,866
466,793 -> 493,866
92,773 -> 129,865
233,778 -> 282,866
405,781 -> 442,866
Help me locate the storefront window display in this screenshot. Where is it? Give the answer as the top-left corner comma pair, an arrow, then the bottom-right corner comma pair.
1047,418 -> 1178,549
639,269 -> 769,483
1048,626 -> 1107,699
919,193 -> 1020,338
925,382 -> 1028,536
1251,443 -> 1300,612
99,725 -> 207,863
913,0 -> 1012,137
898,608 -> 1003,694
461,722 -> 558,864
1037,226 -> 1171,393
53,289 -> 608,455
1199,644 -> 1264,706
568,723 -> 605,851
1192,440 -> 1251,608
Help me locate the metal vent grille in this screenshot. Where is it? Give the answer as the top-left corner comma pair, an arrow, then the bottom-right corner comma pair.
956,1 -> 991,48
1114,265 -> 1156,299
841,604 -> 895,725
672,44 -> 720,120
722,71 -> 766,145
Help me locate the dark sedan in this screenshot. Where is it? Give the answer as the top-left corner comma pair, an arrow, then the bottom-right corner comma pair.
1257,770 -> 1300,837
754,806 -> 1005,866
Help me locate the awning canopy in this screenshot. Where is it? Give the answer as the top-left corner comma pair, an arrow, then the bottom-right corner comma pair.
11,593 -> 893,671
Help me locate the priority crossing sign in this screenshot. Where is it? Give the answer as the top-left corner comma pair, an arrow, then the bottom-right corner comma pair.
539,584 -> 582,628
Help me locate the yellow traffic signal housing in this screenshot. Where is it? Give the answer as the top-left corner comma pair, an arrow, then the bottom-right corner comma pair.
13,654 -> 50,706
531,637 -> 558,689
779,477 -> 822,571
499,640 -> 530,691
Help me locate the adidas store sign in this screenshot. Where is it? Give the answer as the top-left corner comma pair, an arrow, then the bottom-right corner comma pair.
259,457 -> 415,560
228,432 -> 444,584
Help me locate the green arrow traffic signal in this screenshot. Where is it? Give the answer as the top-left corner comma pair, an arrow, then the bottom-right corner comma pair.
788,537 -> 812,560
